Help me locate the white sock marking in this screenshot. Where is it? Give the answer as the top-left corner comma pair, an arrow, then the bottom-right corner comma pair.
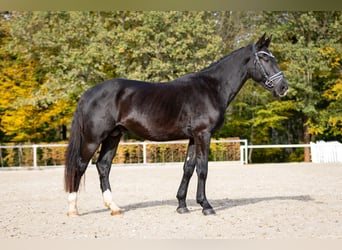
67,192 -> 78,215
103,189 -> 121,212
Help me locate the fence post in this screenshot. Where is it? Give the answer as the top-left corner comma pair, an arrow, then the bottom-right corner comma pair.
143,142 -> 147,164
240,146 -> 244,165
239,139 -> 248,164
244,140 -> 248,164
33,145 -> 38,168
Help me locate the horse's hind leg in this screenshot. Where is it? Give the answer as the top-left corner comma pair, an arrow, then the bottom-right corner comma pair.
176,139 -> 196,213
67,141 -> 99,216
194,131 -> 215,215
96,134 -> 122,215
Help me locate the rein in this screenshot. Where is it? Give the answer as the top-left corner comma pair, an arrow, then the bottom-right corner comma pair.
252,44 -> 284,89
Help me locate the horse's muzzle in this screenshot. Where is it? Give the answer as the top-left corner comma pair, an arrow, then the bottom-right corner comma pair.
274,80 -> 289,97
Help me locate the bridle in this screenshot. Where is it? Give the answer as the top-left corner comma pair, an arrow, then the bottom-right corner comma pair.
252,44 -> 284,89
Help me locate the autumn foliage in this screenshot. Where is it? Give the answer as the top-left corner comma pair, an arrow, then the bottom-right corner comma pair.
0,11 -> 341,163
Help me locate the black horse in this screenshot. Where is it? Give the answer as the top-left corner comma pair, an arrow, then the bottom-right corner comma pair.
64,34 -> 288,216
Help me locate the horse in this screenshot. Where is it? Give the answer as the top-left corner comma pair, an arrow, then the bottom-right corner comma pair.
64,33 -> 288,216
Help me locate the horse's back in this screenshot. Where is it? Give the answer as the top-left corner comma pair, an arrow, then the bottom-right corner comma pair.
77,76 -> 223,141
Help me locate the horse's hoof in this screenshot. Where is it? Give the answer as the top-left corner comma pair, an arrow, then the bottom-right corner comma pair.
202,208 -> 216,216
176,207 -> 190,214
111,209 -> 123,216
67,211 -> 79,217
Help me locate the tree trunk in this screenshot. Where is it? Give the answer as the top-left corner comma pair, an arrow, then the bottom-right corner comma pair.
303,124 -> 311,162
61,125 -> 67,141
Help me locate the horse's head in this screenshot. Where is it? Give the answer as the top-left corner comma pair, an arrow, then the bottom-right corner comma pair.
249,33 -> 289,97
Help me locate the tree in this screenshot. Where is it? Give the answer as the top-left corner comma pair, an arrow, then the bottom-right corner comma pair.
320,46 -> 342,140
0,12 -> 10,141
0,59 -> 42,142
4,10 -> 341,163
215,11 -> 342,162
268,11 -> 342,161
4,11 -> 223,142
108,11 -> 223,81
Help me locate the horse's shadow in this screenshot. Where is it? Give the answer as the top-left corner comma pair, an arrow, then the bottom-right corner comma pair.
81,195 -> 313,216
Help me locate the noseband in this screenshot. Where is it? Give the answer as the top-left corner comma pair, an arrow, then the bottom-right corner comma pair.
253,44 -> 284,89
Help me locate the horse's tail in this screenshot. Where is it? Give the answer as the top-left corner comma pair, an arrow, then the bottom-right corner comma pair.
64,105 -> 84,193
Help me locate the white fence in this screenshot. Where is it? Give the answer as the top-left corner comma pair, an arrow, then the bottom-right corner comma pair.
0,139 -> 247,168
310,141 -> 342,163
1,140 -> 341,168
240,144 -> 311,164
118,139 -> 247,165
240,141 -> 342,164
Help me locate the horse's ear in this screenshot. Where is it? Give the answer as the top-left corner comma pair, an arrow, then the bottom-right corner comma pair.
256,33 -> 267,49
264,34 -> 272,48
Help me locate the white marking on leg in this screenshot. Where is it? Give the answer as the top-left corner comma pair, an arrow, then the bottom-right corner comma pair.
67,192 -> 78,216
103,189 -> 112,208
103,189 -> 121,214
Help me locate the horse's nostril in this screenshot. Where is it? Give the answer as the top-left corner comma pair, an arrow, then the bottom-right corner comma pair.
281,84 -> 288,92
279,86 -> 289,97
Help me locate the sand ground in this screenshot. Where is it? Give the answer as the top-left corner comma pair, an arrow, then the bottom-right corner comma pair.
0,162 -> 341,239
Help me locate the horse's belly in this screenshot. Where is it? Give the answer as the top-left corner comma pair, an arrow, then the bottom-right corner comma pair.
120,118 -> 190,141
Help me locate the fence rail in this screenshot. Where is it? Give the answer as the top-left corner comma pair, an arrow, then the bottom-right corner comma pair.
240,144 -> 311,164
1,140 -> 341,168
240,142 -> 342,164
111,139 -> 247,165
0,139 -> 246,168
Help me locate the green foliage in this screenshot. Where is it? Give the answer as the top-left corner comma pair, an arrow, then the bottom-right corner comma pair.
275,12 -> 342,142
7,11 -> 223,101
111,11 -> 223,82
214,11 -> 342,162
1,11 -> 341,164
1,11 -> 223,142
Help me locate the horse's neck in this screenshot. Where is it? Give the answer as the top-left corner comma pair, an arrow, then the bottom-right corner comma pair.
202,45 -> 252,107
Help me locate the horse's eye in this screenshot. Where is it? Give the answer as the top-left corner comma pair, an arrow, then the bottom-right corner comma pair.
261,55 -> 269,62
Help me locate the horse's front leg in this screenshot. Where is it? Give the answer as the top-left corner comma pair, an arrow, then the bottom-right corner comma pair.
176,139 -> 196,213
96,135 -> 122,215
194,131 -> 215,215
